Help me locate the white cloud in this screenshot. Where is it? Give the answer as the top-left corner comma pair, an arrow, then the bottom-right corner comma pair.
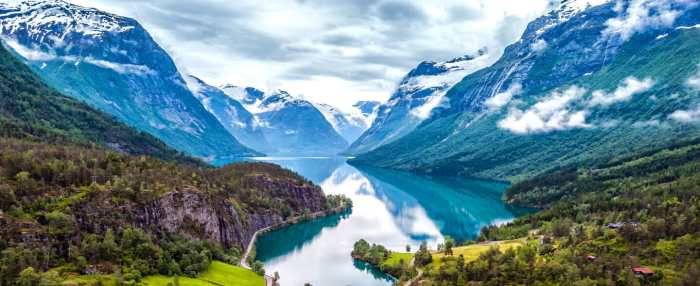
603,0 -> 696,41
498,86 -> 591,134
687,65 -> 700,90
588,76 -> 654,106
83,57 -> 157,76
530,39 -> 547,53
669,106 -> 700,123
4,38 -> 156,76
66,0 -> 552,109
485,83 -> 521,109
4,39 -> 60,61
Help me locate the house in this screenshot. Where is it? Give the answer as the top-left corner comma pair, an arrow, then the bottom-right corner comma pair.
632,267 -> 654,277
606,221 -> 640,229
606,222 -> 625,229
585,255 -> 597,262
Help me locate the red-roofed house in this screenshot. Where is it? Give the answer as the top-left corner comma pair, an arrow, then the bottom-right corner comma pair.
632,267 -> 654,277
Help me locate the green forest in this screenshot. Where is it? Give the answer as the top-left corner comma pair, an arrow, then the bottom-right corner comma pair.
355,138 -> 700,285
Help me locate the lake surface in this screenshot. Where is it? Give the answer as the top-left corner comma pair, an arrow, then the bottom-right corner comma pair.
216,157 -> 529,286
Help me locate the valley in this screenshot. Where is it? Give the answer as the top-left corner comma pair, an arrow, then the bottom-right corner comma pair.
0,0 -> 699,285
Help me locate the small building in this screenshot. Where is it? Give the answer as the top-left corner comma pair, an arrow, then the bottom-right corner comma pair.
585,255 -> 597,262
607,221 -> 640,229
606,222 -> 625,229
632,267 -> 654,277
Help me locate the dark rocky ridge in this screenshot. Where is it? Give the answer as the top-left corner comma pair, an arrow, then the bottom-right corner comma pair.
70,182 -> 326,250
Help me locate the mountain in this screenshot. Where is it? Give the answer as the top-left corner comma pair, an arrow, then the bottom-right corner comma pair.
221,86 -> 349,155
353,101 -> 381,117
346,49 -> 490,155
313,102 -> 370,144
0,0 -> 258,158
0,40 -> 199,164
186,76 -> 272,153
352,0 -> 700,180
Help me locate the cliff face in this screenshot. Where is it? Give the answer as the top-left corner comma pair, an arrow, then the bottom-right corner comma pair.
71,180 -> 326,250
140,184 -> 325,249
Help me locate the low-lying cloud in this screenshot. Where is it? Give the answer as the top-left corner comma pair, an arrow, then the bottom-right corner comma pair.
498,86 -> 590,134
588,76 -> 654,106
604,0 -> 697,41
670,106 -> 700,123
498,76 -> 655,134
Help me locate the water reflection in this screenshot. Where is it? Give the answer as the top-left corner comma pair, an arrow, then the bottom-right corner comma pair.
228,158 -> 528,286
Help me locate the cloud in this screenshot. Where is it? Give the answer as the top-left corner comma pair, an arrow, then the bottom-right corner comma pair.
497,76 -> 662,134
687,65 -> 700,90
530,39 -> 547,53
588,76 -> 654,106
603,0 -> 696,41
66,0 -> 552,109
485,83 -> 521,109
83,57 -> 157,75
4,38 -> 155,76
669,106 -> 700,123
498,86 -> 591,134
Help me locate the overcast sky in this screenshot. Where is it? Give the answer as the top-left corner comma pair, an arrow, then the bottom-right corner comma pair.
68,0 -> 552,109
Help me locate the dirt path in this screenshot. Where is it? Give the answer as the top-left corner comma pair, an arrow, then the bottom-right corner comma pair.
403,257 -> 423,286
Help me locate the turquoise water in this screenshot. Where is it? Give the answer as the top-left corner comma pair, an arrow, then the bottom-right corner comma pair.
218,157 -> 528,286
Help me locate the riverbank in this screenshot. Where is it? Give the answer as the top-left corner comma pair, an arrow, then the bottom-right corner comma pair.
352,238 -> 526,285
240,203 -> 353,285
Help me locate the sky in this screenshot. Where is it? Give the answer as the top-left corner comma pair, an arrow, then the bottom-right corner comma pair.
67,0 -> 552,109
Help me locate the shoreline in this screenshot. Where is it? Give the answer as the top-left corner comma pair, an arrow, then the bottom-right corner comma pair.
240,204 -> 352,284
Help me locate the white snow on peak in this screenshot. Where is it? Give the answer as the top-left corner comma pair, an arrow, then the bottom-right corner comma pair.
556,0 -> 610,22
0,0 -> 135,38
405,51 -> 491,120
313,102 -> 369,135
535,0 -> 611,36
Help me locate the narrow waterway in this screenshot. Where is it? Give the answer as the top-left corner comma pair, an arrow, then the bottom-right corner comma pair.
216,157 -> 530,286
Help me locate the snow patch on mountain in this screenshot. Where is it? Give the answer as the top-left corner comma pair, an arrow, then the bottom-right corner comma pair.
0,0 -> 135,37
406,50 -> 491,120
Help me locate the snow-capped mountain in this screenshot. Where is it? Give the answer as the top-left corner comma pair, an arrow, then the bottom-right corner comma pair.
221,86 -> 349,155
313,102 -> 370,144
353,101 -> 381,118
353,0 -> 700,179
0,0 -> 257,158
346,49 -> 491,155
186,76 -> 271,153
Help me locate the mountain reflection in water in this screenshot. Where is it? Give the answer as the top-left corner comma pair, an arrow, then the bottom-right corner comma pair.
215,157 -> 529,286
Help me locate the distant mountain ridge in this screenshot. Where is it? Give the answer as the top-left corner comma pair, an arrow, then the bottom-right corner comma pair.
352,0 -> 700,180
346,49 -> 490,155
220,85 -> 352,155
0,0 -> 258,158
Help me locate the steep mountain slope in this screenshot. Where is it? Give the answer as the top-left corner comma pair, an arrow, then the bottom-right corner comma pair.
353,101 -> 381,118
221,86 -> 349,155
346,50 -> 490,155
0,0 -> 257,158
186,76 -> 272,153
0,41 -> 198,164
313,102 -> 369,143
353,0 -> 700,180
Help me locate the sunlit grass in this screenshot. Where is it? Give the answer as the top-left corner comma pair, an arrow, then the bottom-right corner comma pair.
141,261 -> 264,286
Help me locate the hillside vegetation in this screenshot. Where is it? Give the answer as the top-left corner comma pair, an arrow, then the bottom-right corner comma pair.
0,138 -> 339,285
382,138 -> 700,285
0,43 -> 199,165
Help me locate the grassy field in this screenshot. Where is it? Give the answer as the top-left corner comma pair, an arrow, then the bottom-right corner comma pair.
61,274 -> 117,286
430,239 -> 525,269
382,252 -> 414,268
141,261 -> 264,286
